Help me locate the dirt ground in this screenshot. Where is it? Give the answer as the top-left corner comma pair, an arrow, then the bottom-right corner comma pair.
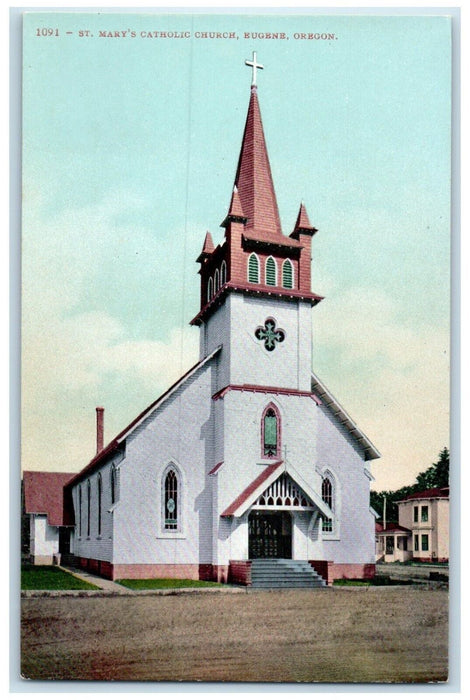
21,587 -> 448,683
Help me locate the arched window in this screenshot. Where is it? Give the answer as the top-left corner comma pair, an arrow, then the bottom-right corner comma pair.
220,261 -> 227,286
214,269 -> 219,293
322,476 -> 334,533
164,468 -> 178,531
97,473 -> 102,536
265,256 -> 277,286
282,259 -> 294,289
78,484 -> 82,537
207,277 -> 213,302
87,479 -> 91,537
248,253 -> 260,283
110,465 -> 117,505
262,404 -> 281,458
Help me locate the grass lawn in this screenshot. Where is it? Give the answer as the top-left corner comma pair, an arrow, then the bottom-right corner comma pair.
116,578 -> 225,590
21,565 -> 100,591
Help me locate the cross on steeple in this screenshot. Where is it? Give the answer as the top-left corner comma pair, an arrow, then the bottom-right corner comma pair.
245,51 -> 264,87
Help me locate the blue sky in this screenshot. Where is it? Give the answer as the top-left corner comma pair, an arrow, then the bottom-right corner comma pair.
22,12 -> 451,490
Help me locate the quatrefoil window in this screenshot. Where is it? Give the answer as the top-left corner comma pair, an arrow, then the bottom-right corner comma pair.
255,318 -> 286,352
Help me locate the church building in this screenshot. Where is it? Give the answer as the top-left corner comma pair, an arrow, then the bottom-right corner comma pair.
59,54 -> 380,586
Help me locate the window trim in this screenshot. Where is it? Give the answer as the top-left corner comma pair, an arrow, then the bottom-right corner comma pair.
207,277 -> 213,302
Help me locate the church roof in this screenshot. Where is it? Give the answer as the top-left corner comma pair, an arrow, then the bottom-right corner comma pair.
66,345 -> 222,488
230,86 -> 285,244
23,470 -> 75,527
221,461 -> 333,519
311,371 -> 380,461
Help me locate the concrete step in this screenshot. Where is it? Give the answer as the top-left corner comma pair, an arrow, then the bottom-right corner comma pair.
251,559 -> 326,588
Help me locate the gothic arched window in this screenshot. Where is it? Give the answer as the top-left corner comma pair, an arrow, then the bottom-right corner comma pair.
265,256 -> 277,286
214,269 -> 219,293
110,465 -> 117,505
87,479 -> 91,537
164,468 -> 178,531
220,260 -> 227,286
97,473 -> 102,536
78,484 -> 82,537
248,253 -> 260,283
207,277 -> 213,302
282,259 -> 294,289
262,404 -> 281,458
322,476 -> 334,533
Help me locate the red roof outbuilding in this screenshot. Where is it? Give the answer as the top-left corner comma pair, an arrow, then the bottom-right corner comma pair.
23,471 -> 76,527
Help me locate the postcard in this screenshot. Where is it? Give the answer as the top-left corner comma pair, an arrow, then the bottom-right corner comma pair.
20,10 -> 452,684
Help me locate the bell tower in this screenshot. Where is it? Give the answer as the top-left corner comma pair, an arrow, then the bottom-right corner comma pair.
191,54 -> 323,393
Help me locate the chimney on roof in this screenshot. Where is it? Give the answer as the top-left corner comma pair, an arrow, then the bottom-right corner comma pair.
96,407 -> 104,454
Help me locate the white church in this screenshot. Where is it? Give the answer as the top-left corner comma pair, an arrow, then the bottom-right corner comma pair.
24,55 -> 380,586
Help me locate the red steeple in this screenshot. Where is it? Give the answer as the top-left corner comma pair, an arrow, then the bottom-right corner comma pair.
196,231 -> 215,263
290,202 -> 318,239
232,86 -> 283,241
191,59 -> 324,327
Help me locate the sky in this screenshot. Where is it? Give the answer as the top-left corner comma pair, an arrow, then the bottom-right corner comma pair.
21,11 -> 451,491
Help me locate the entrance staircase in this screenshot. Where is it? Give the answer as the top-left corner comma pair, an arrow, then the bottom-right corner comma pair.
250,559 -> 326,588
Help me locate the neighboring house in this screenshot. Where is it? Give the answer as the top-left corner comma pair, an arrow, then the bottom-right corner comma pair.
375,522 -> 412,563
24,59 -> 381,586
375,486 -> 449,563
397,487 -> 449,562
22,471 -> 75,565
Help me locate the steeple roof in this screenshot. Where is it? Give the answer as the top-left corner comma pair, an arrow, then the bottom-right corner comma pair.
196,231 -> 215,262
232,86 -> 283,242
291,202 -> 318,238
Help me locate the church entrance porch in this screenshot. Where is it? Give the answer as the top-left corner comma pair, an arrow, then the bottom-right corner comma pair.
248,510 -> 292,559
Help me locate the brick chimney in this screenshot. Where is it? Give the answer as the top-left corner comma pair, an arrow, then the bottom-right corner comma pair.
96,406 -> 104,454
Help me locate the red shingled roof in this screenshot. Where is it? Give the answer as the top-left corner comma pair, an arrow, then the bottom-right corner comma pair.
221,461 -> 283,517
233,87 -> 283,242
23,471 -> 76,527
375,522 -> 411,534
397,486 -> 449,502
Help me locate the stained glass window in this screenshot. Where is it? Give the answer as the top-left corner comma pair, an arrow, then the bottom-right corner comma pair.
264,409 -> 278,456
322,477 -> 333,533
164,469 -> 178,530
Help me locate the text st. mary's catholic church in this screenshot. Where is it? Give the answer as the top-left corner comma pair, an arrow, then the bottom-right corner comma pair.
44,55 -> 381,586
